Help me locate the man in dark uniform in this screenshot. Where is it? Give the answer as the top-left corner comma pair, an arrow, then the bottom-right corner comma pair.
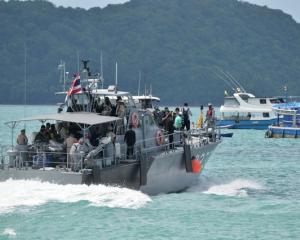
124,124 -> 136,159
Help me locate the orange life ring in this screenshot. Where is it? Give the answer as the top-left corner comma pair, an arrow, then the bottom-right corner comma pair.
131,112 -> 139,128
155,130 -> 164,146
191,159 -> 202,173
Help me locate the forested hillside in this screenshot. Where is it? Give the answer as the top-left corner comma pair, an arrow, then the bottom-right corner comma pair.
1,0 -> 300,105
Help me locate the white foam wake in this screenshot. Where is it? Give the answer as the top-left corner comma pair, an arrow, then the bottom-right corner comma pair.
2,228 -> 16,237
0,179 -> 151,214
203,179 -> 264,197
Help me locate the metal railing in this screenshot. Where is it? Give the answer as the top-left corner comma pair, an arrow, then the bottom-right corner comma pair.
0,129 -> 217,173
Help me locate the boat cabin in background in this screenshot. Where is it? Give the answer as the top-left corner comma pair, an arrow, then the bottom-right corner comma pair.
218,91 -> 285,129
266,102 -> 300,138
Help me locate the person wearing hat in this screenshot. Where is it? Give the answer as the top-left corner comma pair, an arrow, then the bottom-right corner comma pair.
17,129 -> 28,145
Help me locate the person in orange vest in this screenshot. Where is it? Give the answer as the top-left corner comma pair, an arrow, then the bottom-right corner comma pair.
205,103 -> 215,137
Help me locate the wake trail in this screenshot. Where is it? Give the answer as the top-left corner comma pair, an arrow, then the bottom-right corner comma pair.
188,177 -> 264,197
0,179 -> 151,214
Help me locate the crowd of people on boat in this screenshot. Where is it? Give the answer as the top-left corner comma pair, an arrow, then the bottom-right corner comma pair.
15,117 -> 137,169
67,95 -> 127,119
153,102 -> 215,131
15,101 -> 215,169
151,102 -> 215,148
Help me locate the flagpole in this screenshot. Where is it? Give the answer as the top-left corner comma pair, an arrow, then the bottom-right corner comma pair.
77,51 -> 80,73
115,62 -> 118,93
24,43 -> 27,129
100,50 -> 104,88
138,71 -> 141,96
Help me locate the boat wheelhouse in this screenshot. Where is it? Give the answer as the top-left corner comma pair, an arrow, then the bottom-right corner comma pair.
132,95 -> 160,110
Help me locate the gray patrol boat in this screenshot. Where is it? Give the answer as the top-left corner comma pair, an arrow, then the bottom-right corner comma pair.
0,61 -> 221,195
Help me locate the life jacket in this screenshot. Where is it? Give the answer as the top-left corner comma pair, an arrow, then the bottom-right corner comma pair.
206,108 -> 213,118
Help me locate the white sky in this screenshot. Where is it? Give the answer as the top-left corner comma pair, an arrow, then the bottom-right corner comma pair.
47,0 -> 300,22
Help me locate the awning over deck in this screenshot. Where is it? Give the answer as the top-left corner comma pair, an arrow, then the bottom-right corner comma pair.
5,112 -> 121,126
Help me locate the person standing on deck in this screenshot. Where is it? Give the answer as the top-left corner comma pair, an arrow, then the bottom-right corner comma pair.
16,129 -> 29,163
124,124 -> 136,159
17,129 -> 28,145
174,107 -> 182,130
166,111 -> 175,149
205,103 -> 215,126
196,105 -> 204,129
64,133 -> 78,167
205,103 -> 215,138
182,103 -> 192,131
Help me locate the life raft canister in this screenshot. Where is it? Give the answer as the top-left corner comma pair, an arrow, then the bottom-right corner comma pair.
155,129 -> 164,146
131,112 -> 139,128
191,158 -> 202,173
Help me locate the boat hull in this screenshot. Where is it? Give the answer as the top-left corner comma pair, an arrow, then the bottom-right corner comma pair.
0,142 -> 219,195
217,119 -> 277,130
267,126 -> 300,138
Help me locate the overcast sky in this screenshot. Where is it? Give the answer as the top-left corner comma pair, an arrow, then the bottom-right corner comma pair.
47,0 -> 300,22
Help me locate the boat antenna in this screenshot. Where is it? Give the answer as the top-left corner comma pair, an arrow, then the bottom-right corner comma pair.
224,70 -> 246,93
115,61 -> 118,93
100,50 -> 104,88
138,70 -> 141,96
77,51 -> 80,73
213,69 -> 236,93
214,66 -> 245,93
284,85 -> 288,104
58,60 -> 66,91
23,43 -> 27,129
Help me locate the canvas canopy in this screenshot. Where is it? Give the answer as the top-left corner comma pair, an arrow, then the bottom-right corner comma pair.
5,112 -> 121,126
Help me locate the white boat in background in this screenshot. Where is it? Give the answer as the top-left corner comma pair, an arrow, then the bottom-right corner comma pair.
218,92 -> 285,129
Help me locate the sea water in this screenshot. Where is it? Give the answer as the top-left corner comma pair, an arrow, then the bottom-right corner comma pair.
0,105 -> 299,240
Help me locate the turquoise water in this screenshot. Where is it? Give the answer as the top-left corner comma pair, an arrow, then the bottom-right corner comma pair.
0,105 -> 300,240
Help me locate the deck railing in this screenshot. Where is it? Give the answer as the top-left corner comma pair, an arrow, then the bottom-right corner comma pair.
0,129 -> 217,172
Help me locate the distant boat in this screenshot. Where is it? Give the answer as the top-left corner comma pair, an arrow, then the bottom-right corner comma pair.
217,92 -> 285,130
220,132 -> 233,138
265,102 -> 300,138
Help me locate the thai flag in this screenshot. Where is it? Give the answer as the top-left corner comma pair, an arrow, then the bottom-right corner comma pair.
67,74 -> 81,96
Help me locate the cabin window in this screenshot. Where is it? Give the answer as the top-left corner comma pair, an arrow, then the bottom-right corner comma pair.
240,94 -> 250,102
263,112 -> 270,118
270,98 -> 285,104
224,98 -> 239,106
260,99 -> 267,104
